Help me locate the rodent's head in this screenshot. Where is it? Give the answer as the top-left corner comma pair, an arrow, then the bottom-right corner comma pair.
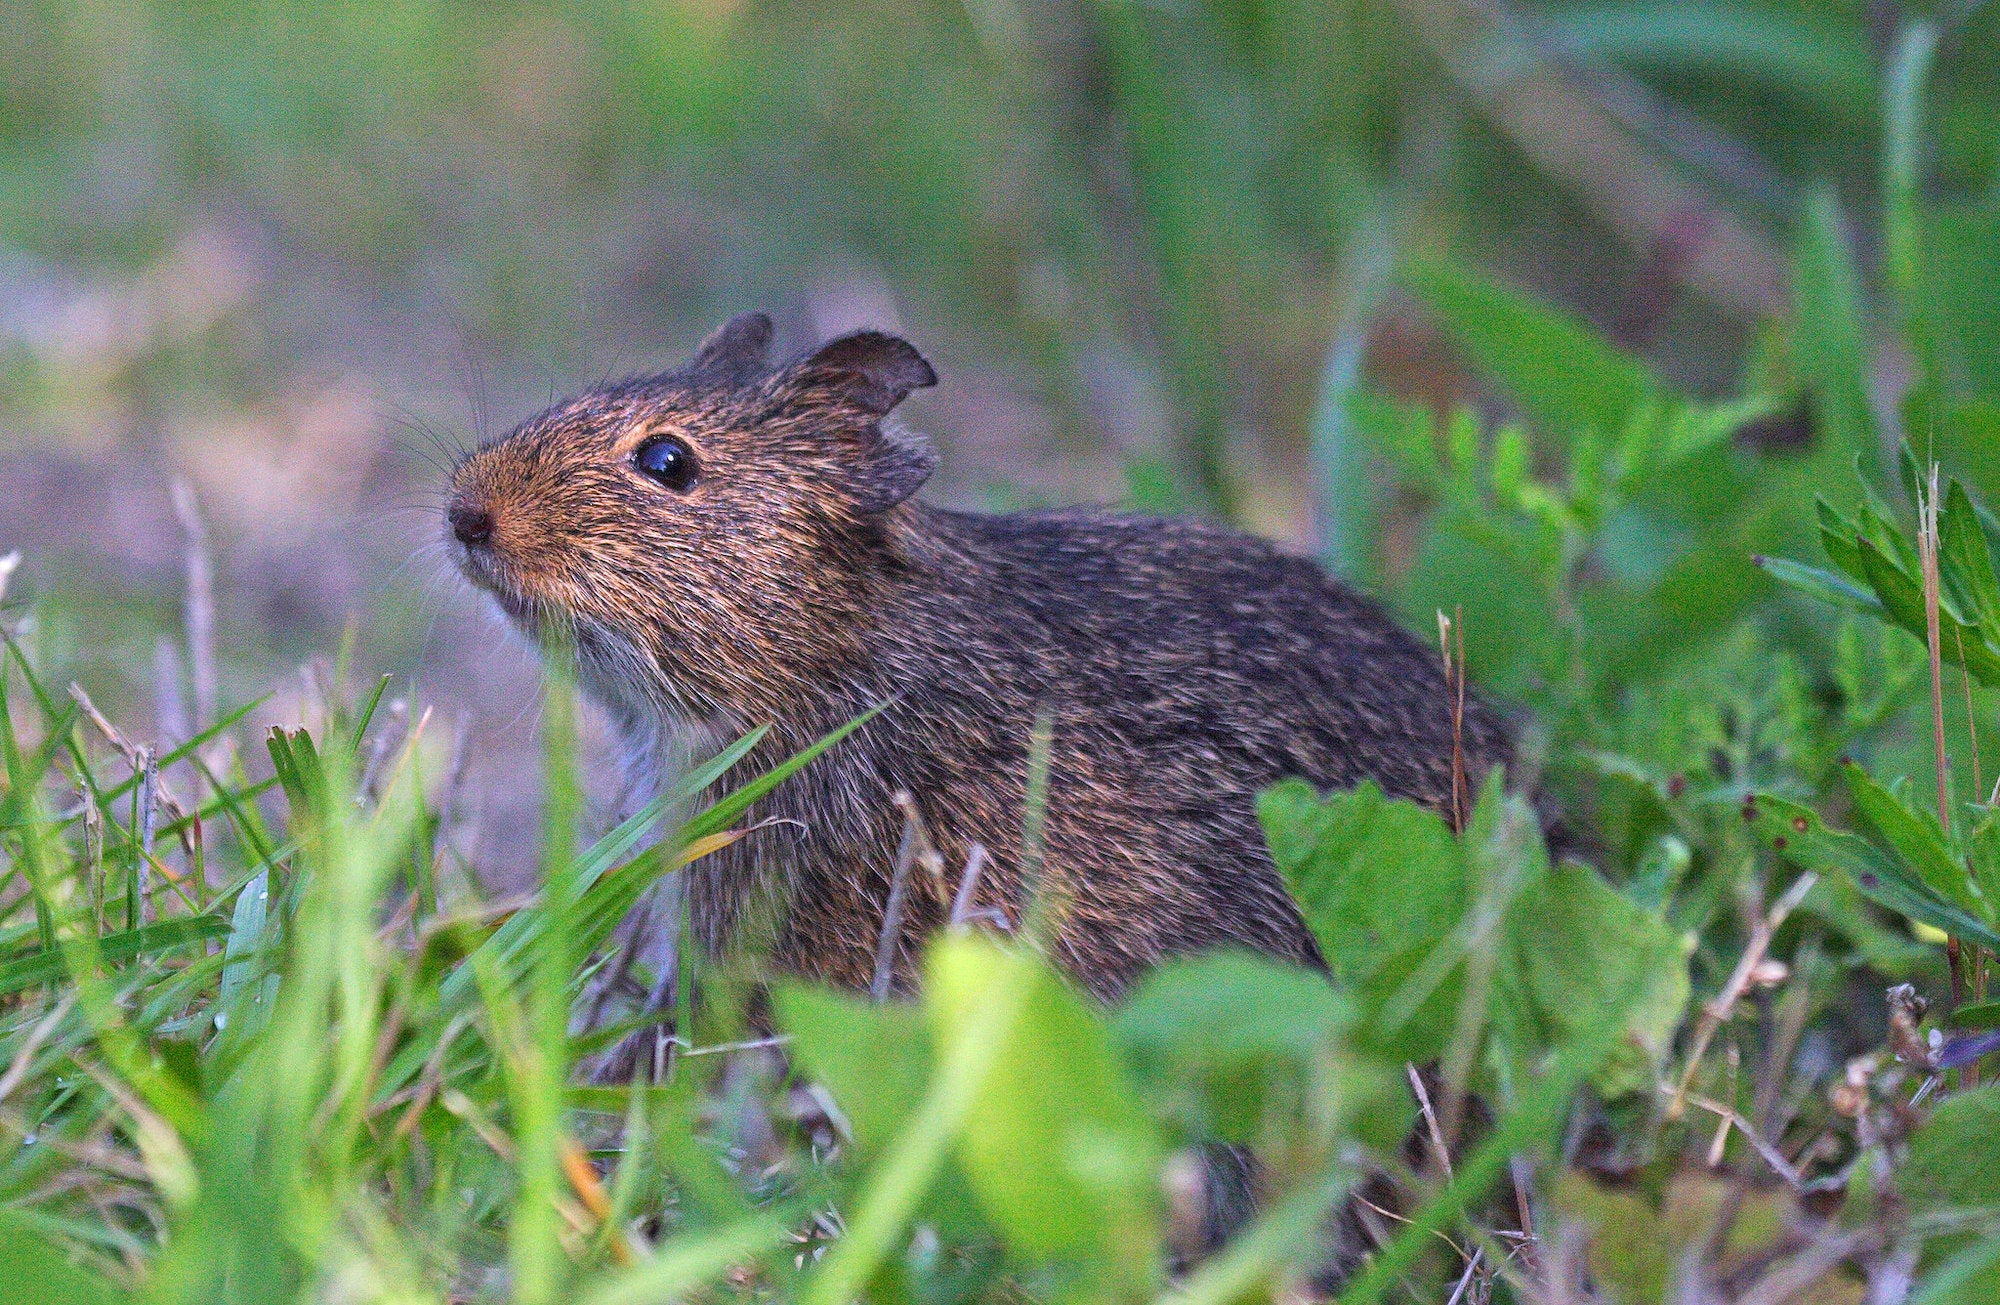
445,311 -> 938,722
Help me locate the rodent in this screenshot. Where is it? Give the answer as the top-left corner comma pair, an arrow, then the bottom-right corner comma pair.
445,312 -> 1512,1000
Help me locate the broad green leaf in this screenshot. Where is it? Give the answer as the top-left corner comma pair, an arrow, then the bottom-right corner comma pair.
1260,778 -> 1466,1059
1114,951 -> 1357,1144
1504,862 -> 1691,1097
775,985 -> 933,1156
1904,1085 -> 2000,1213
1948,1001 -> 2000,1031
1265,776 -> 1686,1097
1901,1084 -> 2000,1305
925,937 -> 1161,1287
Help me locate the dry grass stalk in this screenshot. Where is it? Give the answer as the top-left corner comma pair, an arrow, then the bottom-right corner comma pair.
1407,1063 -> 1455,1181
948,843 -> 996,930
137,746 -> 159,926
1408,1063 -> 1503,1298
169,479 -> 217,734
1439,608 -> 1468,833
868,801 -> 922,1001
1675,1091 -> 1804,1187
1916,465 -> 1966,1017
0,992 -> 78,1106
68,684 -> 193,827
1668,871 -> 1817,1120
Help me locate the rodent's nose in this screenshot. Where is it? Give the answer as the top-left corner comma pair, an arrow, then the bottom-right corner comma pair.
449,502 -> 494,547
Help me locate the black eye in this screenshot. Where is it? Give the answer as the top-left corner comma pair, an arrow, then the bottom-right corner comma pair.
634,436 -> 698,491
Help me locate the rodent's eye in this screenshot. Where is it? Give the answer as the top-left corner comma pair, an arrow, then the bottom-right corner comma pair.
633,436 -> 699,491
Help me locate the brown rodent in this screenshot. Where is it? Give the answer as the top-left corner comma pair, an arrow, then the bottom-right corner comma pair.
445,312 -> 1511,999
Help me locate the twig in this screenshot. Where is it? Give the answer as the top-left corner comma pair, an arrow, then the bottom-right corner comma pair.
890,791 -> 945,882
1410,1063 -> 1490,1287
1669,871 -> 1818,1119
1706,1041 -> 1740,1168
1509,1156 -> 1538,1277
1444,1245 -> 1486,1305
868,805 -> 920,1002
1349,1193 -> 1473,1261
1671,1090 -> 1805,1188
948,842 -> 996,930
1407,1064 -> 1455,1181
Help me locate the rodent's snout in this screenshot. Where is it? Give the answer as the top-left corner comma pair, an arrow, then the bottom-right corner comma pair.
447,501 -> 493,547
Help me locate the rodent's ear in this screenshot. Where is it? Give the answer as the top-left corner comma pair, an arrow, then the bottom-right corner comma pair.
790,330 -> 938,416
688,312 -> 775,384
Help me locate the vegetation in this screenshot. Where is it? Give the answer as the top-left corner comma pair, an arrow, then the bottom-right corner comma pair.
7,0 -> 2000,1301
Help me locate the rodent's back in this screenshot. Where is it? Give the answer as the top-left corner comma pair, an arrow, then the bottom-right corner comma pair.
717,502 -> 1511,996
888,504 -> 1504,802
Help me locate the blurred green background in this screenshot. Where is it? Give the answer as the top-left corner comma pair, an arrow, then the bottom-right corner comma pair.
5,0 -> 1999,878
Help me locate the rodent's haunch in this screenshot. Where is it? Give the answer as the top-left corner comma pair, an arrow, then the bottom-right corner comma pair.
445,312 -> 1511,998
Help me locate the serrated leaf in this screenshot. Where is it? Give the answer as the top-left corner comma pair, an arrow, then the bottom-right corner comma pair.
1841,763 -> 1984,918
1741,792 -> 2000,953
1940,478 -> 2000,647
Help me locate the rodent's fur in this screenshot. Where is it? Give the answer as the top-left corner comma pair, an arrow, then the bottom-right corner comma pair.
446,312 -> 1511,999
